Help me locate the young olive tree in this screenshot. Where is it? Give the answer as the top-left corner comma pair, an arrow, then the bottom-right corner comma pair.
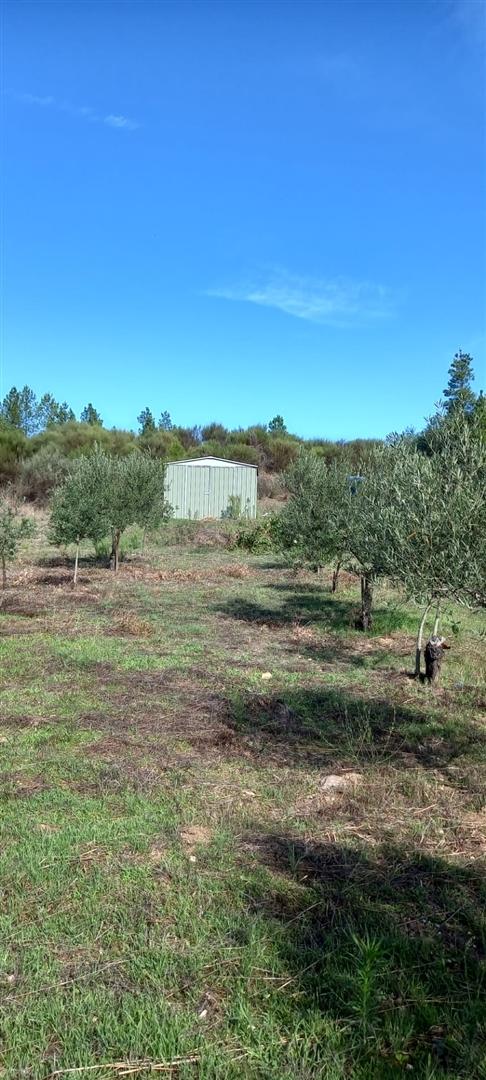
274,452 -> 353,587
0,503 -> 36,588
51,450 -> 172,578
358,413 -> 486,676
275,451 -> 405,631
49,451 -> 111,583
105,452 -> 172,570
345,472 -> 391,630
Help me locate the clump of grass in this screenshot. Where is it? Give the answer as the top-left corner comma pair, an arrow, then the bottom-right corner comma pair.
111,611 -> 153,637
219,563 -> 251,579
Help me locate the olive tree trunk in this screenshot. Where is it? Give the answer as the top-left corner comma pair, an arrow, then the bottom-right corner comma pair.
414,600 -> 433,678
433,601 -> 441,637
331,560 -> 342,593
356,573 -> 373,630
73,540 -> 80,586
1,557 -> 6,589
424,638 -> 446,683
110,528 -> 121,572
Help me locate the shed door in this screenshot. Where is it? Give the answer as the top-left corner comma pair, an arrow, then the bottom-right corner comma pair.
185,466 -> 212,519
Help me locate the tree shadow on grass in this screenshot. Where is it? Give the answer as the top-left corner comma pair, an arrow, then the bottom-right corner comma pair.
218,587 -> 355,631
37,553 -> 112,570
217,591 -> 420,674
240,832 -> 486,1078
228,686 -> 486,775
218,584 -> 418,642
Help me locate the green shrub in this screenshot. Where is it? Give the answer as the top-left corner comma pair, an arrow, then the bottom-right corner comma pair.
222,494 -> 242,520
0,502 -> 36,587
0,425 -> 29,484
266,437 -> 299,472
19,447 -> 70,503
138,429 -> 186,459
32,421 -> 137,458
232,516 -> 275,553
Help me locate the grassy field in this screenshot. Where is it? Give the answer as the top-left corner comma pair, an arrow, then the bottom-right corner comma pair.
0,522 -> 485,1079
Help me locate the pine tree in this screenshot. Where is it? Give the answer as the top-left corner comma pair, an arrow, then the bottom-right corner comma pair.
137,407 -> 156,435
38,393 -> 75,428
80,403 -> 103,425
0,386 -> 40,434
80,403 -> 103,423
158,411 -> 173,431
443,351 -> 476,415
268,414 -> 287,434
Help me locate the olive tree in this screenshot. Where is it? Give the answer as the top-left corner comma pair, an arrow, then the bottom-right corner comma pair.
51,449 -> 172,579
358,413 -> 486,675
50,451 -> 111,583
274,452 -> 353,588
0,503 -> 35,587
274,452 -> 381,628
105,451 -> 172,570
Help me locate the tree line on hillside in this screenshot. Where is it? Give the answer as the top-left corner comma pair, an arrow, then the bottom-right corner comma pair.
1,351 -> 482,501
0,383 -> 385,497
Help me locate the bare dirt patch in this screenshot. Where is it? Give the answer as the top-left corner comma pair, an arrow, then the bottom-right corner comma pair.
0,592 -> 47,618
180,825 -> 213,852
8,773 -> 48,797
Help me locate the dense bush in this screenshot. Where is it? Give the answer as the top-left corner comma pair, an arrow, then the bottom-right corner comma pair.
32,421 -> 137,458
0,389 -> 386,501
0,425 -> 30,483
0,502 -> 36,587
192,440 -> 260,466
19,447 -> 70,503
229,516 -> 275,553
257,471 -> 285,500
265,437 -> 299,472
138,429 -> 186,459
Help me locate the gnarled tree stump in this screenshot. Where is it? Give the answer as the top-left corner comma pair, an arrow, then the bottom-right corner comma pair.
424,636 -> 450,683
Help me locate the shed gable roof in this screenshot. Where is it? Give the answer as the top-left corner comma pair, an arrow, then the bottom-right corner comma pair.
167,456 -> 258,470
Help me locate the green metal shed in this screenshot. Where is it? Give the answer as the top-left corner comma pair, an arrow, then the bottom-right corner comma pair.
164,456 -> 258,520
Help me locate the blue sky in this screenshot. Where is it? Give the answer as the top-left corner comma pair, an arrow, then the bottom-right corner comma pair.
3,0 -> 485,438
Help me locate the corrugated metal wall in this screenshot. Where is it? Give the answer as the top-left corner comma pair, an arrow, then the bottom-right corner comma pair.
165,462 -> 257,519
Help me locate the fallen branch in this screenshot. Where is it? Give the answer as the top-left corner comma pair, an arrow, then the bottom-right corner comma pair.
48,1047 -> 247,1078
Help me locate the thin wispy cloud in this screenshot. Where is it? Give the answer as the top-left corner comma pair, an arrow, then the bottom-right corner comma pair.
15,92 -> 140,131
208,270 -> 397,327
104,113 -> 139,131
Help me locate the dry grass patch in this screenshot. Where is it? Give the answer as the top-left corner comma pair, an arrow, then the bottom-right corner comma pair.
218,563 -> 251,579
110,611 -> 154,637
